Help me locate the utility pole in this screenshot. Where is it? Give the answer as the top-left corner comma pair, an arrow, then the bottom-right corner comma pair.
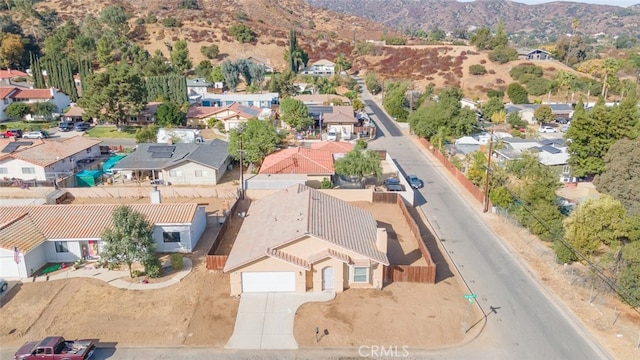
482,129 -> 494,213
238,135 -> 244,200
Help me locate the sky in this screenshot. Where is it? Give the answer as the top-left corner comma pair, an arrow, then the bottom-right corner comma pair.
458,0 -> 638,6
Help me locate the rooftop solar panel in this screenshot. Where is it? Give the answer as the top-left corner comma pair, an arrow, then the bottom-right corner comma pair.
151,151 -> 174,158
148,145 -> 175,152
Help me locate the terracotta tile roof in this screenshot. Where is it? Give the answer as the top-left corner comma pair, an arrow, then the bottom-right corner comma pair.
223,184 -> 389,272
10,136 -> 102,167
64,106 -> 85,117
0,203 -> 199,251
0,87 -> 18,99
186,106 -> 219,119
11,88 -> 53,100
0,138 -> 39,158
307,248 -> 352,265
0,70 -> 28,79
310,141 -> 354,153
259,148 -> 334,175
0,213 -> 46,253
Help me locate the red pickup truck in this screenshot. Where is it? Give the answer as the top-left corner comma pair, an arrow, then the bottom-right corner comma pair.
14,336 -> 96,360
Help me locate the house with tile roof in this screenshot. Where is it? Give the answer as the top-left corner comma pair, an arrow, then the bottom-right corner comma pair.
0,136 -> 101,182
186,102 -> 267,130
0,87 -> 72,121
223,184 -> 389,295
0,69 -> 28,81
320,105 -> 358,140
258,147 -> 341,187
0,202 -> 207,277
110,139 -> 230,185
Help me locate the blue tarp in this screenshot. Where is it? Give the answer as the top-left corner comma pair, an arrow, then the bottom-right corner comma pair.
103,154 -> 126,174
76,169 -> 104,187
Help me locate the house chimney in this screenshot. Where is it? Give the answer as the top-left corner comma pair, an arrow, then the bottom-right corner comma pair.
376,228 -> 387,253
150,186 -> 162,204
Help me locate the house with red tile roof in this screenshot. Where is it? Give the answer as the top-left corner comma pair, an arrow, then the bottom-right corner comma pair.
0,86 -> 72,121
0,69 -> 28,80
186,102 -> 267,130
0,136 -> 101,182
259,146 -> 347,187
0,202 -> 207,277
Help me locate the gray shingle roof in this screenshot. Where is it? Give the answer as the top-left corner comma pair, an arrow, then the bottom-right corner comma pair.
223,184 -> 389,272
112,139 -> 229,171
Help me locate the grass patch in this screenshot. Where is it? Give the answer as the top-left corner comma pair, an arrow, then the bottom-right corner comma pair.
0,120 -> 57,131
86,125 -> 137,139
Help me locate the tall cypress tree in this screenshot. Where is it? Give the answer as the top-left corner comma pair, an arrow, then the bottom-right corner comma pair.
30,53 -> 46,89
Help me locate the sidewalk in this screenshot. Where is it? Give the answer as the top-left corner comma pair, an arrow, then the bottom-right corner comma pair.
14,258 -> 193,290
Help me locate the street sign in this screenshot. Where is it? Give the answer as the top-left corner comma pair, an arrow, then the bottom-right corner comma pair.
463,294 -> 477,299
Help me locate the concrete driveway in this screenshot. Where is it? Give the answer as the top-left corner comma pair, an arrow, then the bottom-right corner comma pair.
226,291 -> 335,350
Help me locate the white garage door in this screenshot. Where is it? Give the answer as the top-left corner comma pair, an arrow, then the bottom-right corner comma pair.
241,272 -> 296,293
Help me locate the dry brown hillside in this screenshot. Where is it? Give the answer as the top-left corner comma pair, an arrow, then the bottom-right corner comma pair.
32,0 -> 590,101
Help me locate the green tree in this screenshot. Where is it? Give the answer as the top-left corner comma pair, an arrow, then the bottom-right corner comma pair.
209,65 -> 224,83
334,53 -> 352,74
533,105 -> 554,124
364,72 -> 382,95
489,20 -> 508,49
0,33 -> 24,68
469,64 -> 487,75
100,206 -> 156,278
409,87 -> 476,140
507,111 -> 527,129
4,102 -> 29,119
30,102 -> 57,119
267,70 -> 297,97
99,5 -> 129,37
135,125 -> 160,143
488,46 -> 518,64
228,119 -> 281,166
382,81 -> 409,122
200,44 -> 219,59
155,102 -> 186,127
482,96 -> 504,121
221,60 -> 240,91
170,40 -> 192,74
279,98 -> 313,130
79,63 -> 147,126
594,139 -> 640,214
352,98 -> 365,111
194,60 -> 213,79
618,241 -> 640,306
507,82 -> 529,104
564,195 -> 628,258
334,149 -> 382,178
228,23 -> 256,43
470,27 -> 492,50
554,71 -> 577,101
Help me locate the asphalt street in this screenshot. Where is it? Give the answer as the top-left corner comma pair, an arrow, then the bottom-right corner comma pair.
358,78 -> 611,360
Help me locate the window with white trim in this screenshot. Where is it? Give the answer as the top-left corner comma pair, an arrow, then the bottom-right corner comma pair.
163,231 -> 181,243
195,170 -> 203,177
22,167 -> 35,174
353,267 -> 368,283
0,167 -> 7,174
168,170 -> 182,177
55,241 -> 69,253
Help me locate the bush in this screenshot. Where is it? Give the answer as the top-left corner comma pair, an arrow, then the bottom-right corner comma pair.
146,15 -> 157,24
320,178 -> 334,189
179,0 -> 199,10
162,17 -> 182,28
488,46 -> 518,64
135,17 -> 145,25
525,77 -> 551,96
170,253 -> 184,270
131,269 -> 144,277
509,63 -> 543,81
143,256 -> 162,278
554,240 -> 577,264
200,44 -> 219,59
228,23 -> 256,43
469,64 -> 487,75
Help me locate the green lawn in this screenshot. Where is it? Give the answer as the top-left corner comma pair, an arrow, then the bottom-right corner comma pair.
0,120 -> 57,131
86,125 -> 137,139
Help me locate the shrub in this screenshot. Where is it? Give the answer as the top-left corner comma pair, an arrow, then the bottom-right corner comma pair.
469,64 -> 487,75
170,254 -> 183,270
131,269 -> 144,277
179,0 -> 199,10
228,23 -> 256,43
234,11 -> 249,21
200,44 -> 219,59
144,257 -> 162,278
488,46 -> 518,64
320,178 -> 334,189
135,17 -> 145,25
554,240 -> 577,264
509,63 -> 543,81
146,15 -> 157,23
162,17 -> 182,28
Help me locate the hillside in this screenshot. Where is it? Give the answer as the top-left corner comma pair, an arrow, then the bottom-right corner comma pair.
306,0 -> 640,38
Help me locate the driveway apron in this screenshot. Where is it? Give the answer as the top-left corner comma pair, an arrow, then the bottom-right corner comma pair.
226,291 -> 335,349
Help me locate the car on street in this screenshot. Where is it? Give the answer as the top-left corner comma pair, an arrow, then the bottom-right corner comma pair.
23,130 -> 49,139
407,175 -> 424,189
74,122 -> 91,131
3,129 -> 23,138
58,122 -> 74,132
538,126 -> 557,133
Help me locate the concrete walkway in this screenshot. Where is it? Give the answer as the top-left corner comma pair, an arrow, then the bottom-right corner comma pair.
226,291 -> 335,350
12,258 -> 192,290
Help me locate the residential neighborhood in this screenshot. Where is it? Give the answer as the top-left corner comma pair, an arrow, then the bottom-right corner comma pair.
0,1 -> 639,360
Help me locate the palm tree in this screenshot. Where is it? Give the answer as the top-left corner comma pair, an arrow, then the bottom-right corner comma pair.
565,19 -> 579,66
601,58 -> 620,99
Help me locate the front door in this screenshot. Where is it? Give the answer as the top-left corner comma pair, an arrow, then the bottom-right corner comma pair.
322,267 -> 334,290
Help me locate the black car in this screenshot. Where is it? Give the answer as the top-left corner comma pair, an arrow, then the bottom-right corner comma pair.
58,122 -> 74,132
74,122 -> 91,131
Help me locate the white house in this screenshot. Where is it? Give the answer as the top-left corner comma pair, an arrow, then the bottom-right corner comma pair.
111,139 -> 230,185
200,92 -> 279,109
300,59 -> 336,76
0,136 -> 101,182
0,87 -> 72,121
186,78 -> 213,104
0,201 -> 207,278
506,103 -> 574,124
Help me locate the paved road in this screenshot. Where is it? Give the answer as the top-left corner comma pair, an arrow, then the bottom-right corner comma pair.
356,77 -> 611,360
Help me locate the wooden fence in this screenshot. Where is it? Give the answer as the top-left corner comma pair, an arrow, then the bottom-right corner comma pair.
376,193 -> 437,284
417,138 -> 486,205
372,191 -> 398,204
205,199 -> 240,270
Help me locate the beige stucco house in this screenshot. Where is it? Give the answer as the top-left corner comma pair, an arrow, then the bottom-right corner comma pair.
223,184 -> 389,295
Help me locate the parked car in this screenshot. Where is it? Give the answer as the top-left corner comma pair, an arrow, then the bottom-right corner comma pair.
74,122 -> 91,131
407,175 -> 424,189
23,130 -> 49,139
556,118 -> 569,124
538,126 -> 557,133
14,336 -> 96,360
0,278 -> 7,293
384,177 -> 403,191
3,129 -> 23,138
326,130 -> 337,141
58,122 -> 74,132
